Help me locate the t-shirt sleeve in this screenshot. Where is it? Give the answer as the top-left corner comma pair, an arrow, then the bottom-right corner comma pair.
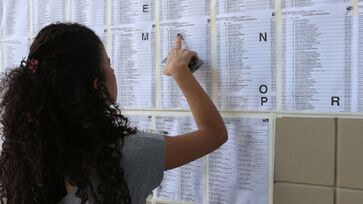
120,130 -> 165,204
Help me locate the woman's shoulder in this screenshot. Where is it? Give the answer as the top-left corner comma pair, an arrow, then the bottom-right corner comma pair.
123,129 -> 165,146
120,129 -> 165,163
127,129 -> 166,140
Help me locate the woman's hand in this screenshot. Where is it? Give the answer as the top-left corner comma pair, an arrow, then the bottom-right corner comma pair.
163,34 -> 198,76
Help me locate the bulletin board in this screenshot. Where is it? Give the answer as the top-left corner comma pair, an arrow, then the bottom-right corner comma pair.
1,0 -> 362,204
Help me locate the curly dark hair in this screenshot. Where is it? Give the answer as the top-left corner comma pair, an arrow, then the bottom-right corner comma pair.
0,22 -> 137,204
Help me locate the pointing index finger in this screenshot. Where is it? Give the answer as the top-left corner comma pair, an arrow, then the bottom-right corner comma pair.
175,33 -> 183,50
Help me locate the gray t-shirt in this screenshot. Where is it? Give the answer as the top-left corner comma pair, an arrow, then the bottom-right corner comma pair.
57,130 -> 165,204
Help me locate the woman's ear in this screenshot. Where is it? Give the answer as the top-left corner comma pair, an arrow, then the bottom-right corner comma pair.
93,78 -> 98,90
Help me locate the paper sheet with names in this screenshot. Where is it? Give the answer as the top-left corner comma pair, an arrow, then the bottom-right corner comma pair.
357,3 -> 363,111
216,0 -> 274,14
1,1 -> 28,39
111,0 -> 155,26
160,0 -> 210,21
282,2 -> 354,112
111,24 -> 156,108
111,1 -> 155,109
154,115 -> 205,204
1,1 -> 29,71
70,0 -> 106,44
0,1 -> 2,34
215,1 -> 276,110
32,0 -> 65,36
282,0 -> 349,8
2,38 -> 29,71
159,0 -> 211,109
209,117 -> 269,204
159,18 -> 211,109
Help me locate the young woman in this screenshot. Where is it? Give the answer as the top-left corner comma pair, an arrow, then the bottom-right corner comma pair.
0,23 -> 227,204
